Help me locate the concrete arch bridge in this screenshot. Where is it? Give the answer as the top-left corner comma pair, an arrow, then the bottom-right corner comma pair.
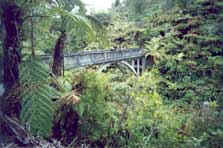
41,48 -> 149,76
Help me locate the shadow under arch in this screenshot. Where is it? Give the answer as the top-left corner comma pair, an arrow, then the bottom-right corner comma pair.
98,61 -> 138,76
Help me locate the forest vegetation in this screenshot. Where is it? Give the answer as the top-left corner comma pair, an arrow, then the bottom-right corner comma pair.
0,0 -> 223,147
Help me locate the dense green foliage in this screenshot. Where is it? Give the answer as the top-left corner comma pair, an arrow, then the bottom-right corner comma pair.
145,0 -> 223,105
0,0 -> 223,147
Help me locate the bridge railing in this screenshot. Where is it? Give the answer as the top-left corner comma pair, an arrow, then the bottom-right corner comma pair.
40,48 -> 145,69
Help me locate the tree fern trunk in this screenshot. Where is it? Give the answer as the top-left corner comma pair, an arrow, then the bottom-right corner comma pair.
1,2 -> 23,118
52,31 -> 66,77
2,2 -> 23,90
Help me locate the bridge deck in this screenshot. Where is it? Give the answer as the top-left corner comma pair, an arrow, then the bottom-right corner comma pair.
41,48 -> 145,69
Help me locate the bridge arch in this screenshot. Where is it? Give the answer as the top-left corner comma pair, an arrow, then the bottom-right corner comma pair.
98,61 -> 138,76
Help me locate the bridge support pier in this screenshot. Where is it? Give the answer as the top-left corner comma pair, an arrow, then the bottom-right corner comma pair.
130,57 -> 146,76
137,59 -> 140,75
141,57 -> 146,73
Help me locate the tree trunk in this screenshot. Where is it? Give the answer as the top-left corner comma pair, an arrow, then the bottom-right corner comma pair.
2,2 -> 23,90
1,2 -> 23,118
52,31 -> 66,77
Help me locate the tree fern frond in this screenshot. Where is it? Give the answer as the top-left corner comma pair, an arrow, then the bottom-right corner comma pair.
32,66 -> 49,78
48,7 -> 98,41
19,58 -> 60,137
20,99 -> 33,123
32,59 -> 49,71
38,84 -> 59,98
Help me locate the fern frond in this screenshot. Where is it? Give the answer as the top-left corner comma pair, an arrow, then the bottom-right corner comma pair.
19,58 -> 60,137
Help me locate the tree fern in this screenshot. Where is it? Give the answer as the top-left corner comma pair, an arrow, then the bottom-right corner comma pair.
19,58 -> 60,137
